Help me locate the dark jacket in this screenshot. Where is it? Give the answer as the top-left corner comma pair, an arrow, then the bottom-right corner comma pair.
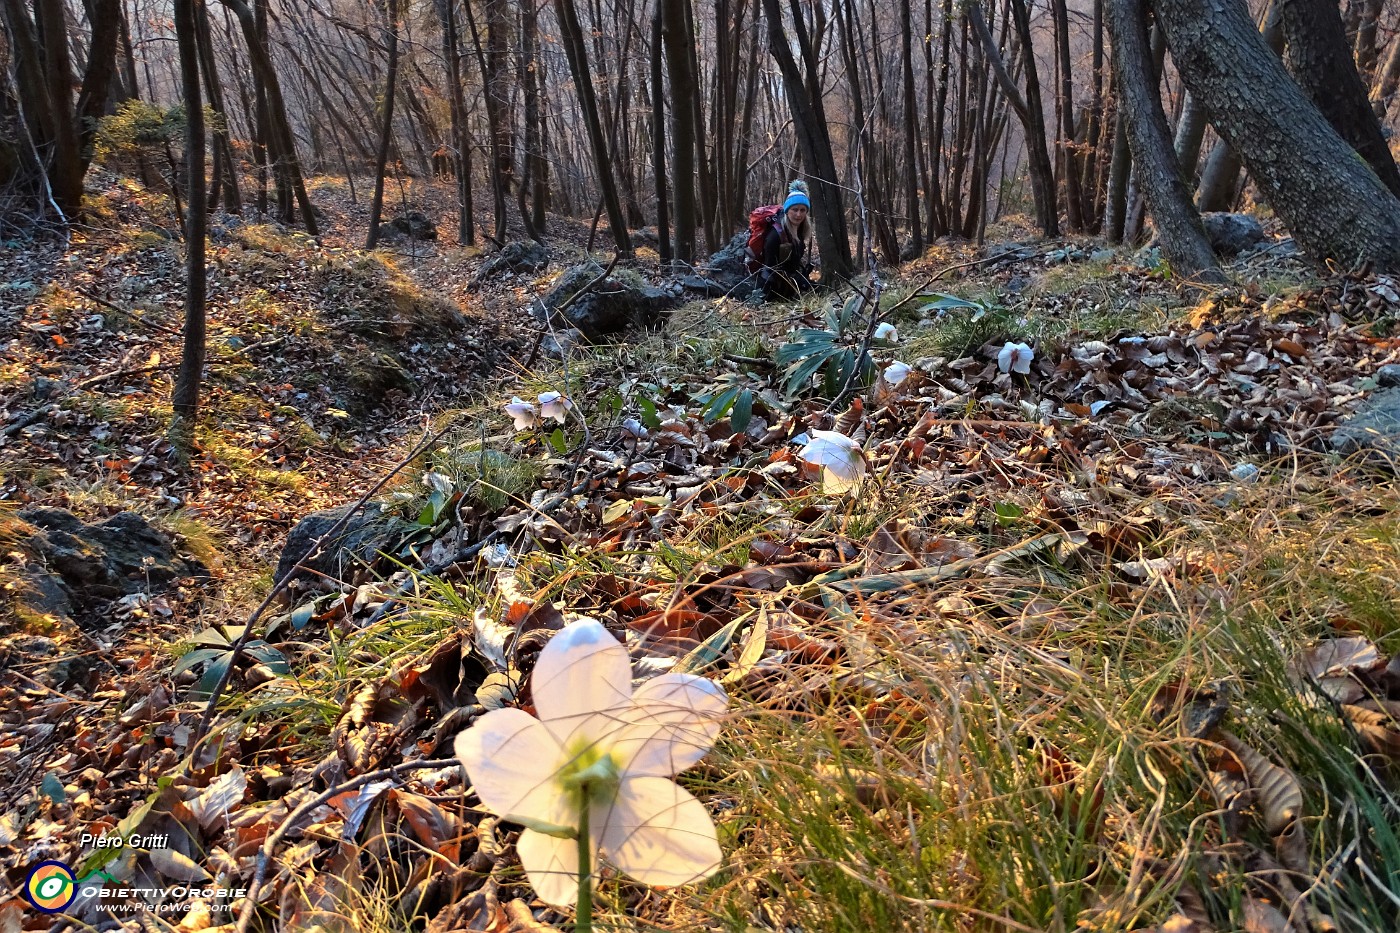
759,223 -> 814,300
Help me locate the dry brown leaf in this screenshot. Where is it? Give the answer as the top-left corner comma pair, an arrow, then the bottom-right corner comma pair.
1241,897 -> 1298,933
1292,637 -> 1380,682
1219,733 -> 1308,874
1342,704 -> 1400,758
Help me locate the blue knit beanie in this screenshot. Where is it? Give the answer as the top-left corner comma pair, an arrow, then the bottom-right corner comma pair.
782,179 -> 810,211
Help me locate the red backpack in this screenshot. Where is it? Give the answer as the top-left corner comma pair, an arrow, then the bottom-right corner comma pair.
744,205 -> 784,274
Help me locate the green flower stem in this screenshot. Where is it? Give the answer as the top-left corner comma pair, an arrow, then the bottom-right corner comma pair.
576,794 -> 592,933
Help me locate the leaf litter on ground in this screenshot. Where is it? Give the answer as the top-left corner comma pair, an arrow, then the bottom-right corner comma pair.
6,192 -> 1400,931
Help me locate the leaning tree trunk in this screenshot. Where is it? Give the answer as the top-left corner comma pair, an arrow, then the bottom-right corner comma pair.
1274,0 -> 1400,198
1108,0 -> 1221,280
553,0 -> 632,254
968,1 -> 1058,238
1155,0 -> 1400,270
762,0 -> 855,282
172,0 -> 208,433
221,0 -> 317,233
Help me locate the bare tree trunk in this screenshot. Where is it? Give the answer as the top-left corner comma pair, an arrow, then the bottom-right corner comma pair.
1108,0 -> 1221,280
434,0 -> 475,245
968,1 -> 1058,237
36,0 -> 83,214
1050,0 -> 1084,231
194,0 -> 240,212
1372,34 -> 1400,119
661,0 -> 697,262
1275,0 -> 1400,198
762,0 -> 854,282
650,2 -> 671,262
76,0 -> 120,177
521,0 -> 547,234
899,0 -> 923,254
1173,93 -> 1208,182
221,0 -> 317,233
1156,0 -> 1400,269
365,0 -> 400,250
554,0 -> 632,253
172,0 -> 208,432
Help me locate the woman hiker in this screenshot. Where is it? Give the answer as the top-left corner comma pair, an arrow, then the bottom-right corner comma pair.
753,180 -> 817,301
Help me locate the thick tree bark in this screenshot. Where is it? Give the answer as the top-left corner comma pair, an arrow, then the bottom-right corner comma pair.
35,0 -> 83,214
1156,0 -> 1400,269
1275,0 -> 1400,198
1108,0 -> 1221,280
762,0 -> 854,282
76,0 -> 121,176
172,0 -> 208,430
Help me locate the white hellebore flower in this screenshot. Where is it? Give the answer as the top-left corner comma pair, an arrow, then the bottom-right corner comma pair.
883,360 -> 912,386
873,322 -> 899,344
997,341 -> 1034,375
455,619 -> 726,908
538,391 -> 574,424
797,429 -> 866,494
505,396 -> 540,430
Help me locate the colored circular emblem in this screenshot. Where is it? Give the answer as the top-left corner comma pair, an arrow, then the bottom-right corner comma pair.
24,861 -> 77,913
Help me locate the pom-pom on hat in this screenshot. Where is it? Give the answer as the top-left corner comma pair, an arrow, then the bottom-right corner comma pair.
782,179 -> 811,211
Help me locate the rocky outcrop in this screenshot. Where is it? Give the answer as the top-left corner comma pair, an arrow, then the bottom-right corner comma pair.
378,211 -> 438,242
3,508 -> 204,639
1201,213 -> 1266,257
537,261 -> 678,340
702,231 -> 757,296
274,503 -> 415,592
474,241 -> 550,284
1332,386 -> 1400,466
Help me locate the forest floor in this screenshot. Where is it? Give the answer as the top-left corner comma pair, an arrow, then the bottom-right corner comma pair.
4,174 -> 1400,933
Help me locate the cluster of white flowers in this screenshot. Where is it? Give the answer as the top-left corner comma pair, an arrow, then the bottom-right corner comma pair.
505,391 -> 574,430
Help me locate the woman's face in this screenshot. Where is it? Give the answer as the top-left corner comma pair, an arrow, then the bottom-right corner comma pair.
786,204 -> 809,226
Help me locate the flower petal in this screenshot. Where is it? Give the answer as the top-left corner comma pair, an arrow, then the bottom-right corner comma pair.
613,674 -> 727,777
531,618 -> 634,747
997,343 -> 1014,373
883,361 -> 911,386
596,776 -> 722,888
822,463 -> 864,494
516,828 -> 586,908
455,709 -> 568,827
